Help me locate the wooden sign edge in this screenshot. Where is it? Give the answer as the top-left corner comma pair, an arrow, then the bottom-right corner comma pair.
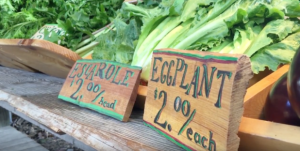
143,49 -> 253,151
123,70 -> 142,121
58,59 -> 142,122
225,55 -> 253,151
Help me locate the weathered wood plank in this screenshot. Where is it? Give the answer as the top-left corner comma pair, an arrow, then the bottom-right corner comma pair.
0,126 -> 48,151
0,39 -> 82,79
238,117 -> 300,151
0,66 -> 183,151
0,101 -> 97,151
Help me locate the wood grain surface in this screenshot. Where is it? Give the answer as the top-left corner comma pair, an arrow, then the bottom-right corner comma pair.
58,59 -> 142,122
243,65 -> 290,119
0,39 -> 81,79
0,62 -> 298,151
0,66 -> 183,151
143,49 -> 253,151
0,126 -> 48,151
238,117 -> 300,151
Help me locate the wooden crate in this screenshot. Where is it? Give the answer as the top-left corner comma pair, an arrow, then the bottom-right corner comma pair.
239,64 -> 300,151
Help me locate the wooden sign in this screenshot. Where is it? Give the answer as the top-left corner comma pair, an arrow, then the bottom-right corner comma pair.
58,59 -> 142,122
143,49 -> 253,151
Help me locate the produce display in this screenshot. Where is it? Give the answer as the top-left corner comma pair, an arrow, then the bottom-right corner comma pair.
0,0 -> 124,57
264,46 -> 300,127
264,73 -> 300,126
1,0 -> 300,83
91,0 -> 300,82
2,0 -> 300,125
0,0 -> 300,150
288,46 -> 300,119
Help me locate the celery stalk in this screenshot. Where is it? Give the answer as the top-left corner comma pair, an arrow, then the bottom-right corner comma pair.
155,19 -> 192,49
187,0 -> 238,35
132,16 -> 182,65
75,41 -> 99,54
77,25 -> 114,49
174,19 -> 226,49
80,50 -> 94,58
134,16 -> 168,53
131,16 -> 182,81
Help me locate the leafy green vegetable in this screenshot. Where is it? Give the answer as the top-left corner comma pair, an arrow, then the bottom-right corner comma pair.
92,18 -> 140,64
244,19 -> 300,57
188,0 -> 238,34
0,0 -> 15,13
270,0 -> 300,18
0,0 -> 124,54
56,0 -> 124,50
0,0 -> 26,14
90,0 -> 300,82
5,0 -> 299,83
251,31 -> 300,73
0,0 -> 58,39
219,21 -> 263,54
43,29 -> 61,44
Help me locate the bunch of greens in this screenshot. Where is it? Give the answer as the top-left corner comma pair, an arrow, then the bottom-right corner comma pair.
91,0 -> 160,64
0,0 -> 124,53
92,0 -> 300,82
0,0 -> 58,39
91,18 -> 141,64
54,0 -> 124,51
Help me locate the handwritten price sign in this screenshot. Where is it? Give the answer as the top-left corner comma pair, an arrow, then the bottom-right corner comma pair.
58,59 -> 142,122
143,49 -> 253,151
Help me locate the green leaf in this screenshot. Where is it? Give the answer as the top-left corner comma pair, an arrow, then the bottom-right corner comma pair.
173,0 -> 251,50
270,0 -> 300,18
92,18 -> 140,64
247,1 -> 285,21
245,19 -> 300,57
191,0 -> 238,29
221,21 -> 263,54
0,0 -> 15,13
187,22 -> 229,51
43,30 -> 60,44
251,31 -> 300,73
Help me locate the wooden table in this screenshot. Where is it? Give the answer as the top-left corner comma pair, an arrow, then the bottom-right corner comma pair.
0,66 -> 183,151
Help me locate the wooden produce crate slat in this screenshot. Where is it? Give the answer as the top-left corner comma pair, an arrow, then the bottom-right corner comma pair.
243,65 -> 290,119
0,39 -> 81,79
239,64 -> 300,151
239,117 -> 300,151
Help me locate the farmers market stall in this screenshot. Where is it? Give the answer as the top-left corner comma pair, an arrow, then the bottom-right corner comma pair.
1,0 -> 300,151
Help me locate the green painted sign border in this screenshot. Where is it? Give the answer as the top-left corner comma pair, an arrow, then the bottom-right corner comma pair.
58,95 -> 124,121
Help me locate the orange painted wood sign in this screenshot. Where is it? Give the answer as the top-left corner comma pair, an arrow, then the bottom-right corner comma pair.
58,59 -> 142,122
143,49 -> 253,151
